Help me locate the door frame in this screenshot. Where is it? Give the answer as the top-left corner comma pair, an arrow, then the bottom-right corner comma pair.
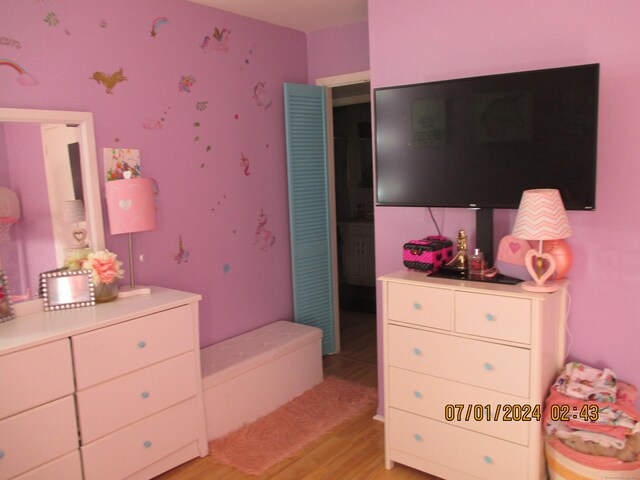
315,71 -> 371,354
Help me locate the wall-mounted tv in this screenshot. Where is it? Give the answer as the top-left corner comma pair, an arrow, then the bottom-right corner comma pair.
374,64 -> 599,211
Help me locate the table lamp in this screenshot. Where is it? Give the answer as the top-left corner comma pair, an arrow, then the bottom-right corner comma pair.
0,187 -> 20,247
105,177 -> 156,297
64,199 -> 88,248
511,189 -> 572,292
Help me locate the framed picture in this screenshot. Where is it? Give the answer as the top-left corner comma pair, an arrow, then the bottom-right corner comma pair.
103,147 -> 141,181
40,269 -> 96,311
0,270 -> 15,323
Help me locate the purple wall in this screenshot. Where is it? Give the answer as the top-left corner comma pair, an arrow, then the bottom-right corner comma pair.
307,21 -> 370,83
370,0 -> 640,410
5,0 -> 636,413
1,0 -> 308,347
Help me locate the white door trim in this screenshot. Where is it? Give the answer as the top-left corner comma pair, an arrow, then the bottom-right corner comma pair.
316,71 -> 370,87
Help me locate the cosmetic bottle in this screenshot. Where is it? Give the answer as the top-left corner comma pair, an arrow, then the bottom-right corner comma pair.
469,248 -> 485,275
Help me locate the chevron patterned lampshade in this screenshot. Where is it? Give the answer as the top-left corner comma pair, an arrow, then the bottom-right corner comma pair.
511,189 -> 571,292
512,189 -> 572,240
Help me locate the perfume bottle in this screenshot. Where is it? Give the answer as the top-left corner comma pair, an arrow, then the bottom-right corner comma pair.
469,248 -> 485,275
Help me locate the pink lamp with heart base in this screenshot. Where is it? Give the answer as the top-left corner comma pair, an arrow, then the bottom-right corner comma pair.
105,176 -> 156,297
511,189 -> 572,292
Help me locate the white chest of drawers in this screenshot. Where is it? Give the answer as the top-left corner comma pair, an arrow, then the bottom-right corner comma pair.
0,287 -> 207,480
380,270 -> 568,480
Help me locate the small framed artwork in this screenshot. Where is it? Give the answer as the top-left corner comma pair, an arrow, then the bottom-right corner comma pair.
40,269 -> 96,311
104,147 -> 141,181
0,270 -> 15,323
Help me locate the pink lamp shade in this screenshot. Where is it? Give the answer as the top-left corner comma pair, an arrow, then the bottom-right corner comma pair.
0,187 -> 20,223
0,187 -> 20,247
511,189 -> 572,292
512,189 -> 572,241
105,178 -> 156,235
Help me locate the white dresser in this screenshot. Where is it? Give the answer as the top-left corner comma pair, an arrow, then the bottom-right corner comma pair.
380,270 -> 568,480
0,287 -> 208,480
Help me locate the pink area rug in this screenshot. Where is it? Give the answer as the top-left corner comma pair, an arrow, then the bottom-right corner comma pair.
208,376 -> 378,476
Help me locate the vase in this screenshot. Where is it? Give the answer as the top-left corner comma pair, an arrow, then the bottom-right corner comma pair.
94,282 -> 119,303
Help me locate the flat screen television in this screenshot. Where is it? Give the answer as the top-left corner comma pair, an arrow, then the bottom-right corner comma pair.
374,63 -> 599,211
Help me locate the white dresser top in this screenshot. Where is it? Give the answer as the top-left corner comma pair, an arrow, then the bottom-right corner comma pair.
0,286 -> 201,355
379,269 -> 569,299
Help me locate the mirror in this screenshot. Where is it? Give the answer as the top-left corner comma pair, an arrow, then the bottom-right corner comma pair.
0,108 -> 105,314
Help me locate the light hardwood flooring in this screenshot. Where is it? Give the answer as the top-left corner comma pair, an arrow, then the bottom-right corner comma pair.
156,311 -> 437,479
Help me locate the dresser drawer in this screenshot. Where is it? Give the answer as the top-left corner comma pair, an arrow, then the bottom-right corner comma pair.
77,351 -> 199,443
388,408 -> 528,480
73,305 -> 194,389
0,396 -> 78,480
387,283 -> 452,330
387,325 -> 530,397
455,292 -> 531,344
388,367 -> 530,445
81,398 -> 200,480
12,451 -> 82,480
0,339 -> 74,419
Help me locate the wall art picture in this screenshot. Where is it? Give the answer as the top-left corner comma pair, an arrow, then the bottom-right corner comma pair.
104,148 -> 141,181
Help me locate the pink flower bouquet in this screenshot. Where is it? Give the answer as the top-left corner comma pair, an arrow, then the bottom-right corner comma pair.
82,250 -> 124,285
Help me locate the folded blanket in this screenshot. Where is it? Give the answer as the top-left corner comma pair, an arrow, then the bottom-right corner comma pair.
544,365 -> 640,450
553,362 -> 618,403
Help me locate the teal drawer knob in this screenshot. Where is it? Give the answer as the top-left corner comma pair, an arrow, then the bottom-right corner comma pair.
144,441 -> 152,448
141,391 -> 150,399
414,434 -> 423,442
484,362 -> 494,371
413,347 -> 422,356
414,390 -> 422,399
486,313 -> 495,321
413,302 -> 422,311
137,341 -> 146,349
484,455 -> 493,464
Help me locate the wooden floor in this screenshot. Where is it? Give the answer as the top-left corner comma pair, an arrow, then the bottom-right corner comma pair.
156,311 -> 437,479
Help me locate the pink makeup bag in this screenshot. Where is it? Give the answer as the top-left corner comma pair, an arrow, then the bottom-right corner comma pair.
402,235 -> 453,273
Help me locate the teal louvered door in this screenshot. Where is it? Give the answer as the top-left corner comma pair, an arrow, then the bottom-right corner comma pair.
284,83 -> 336,355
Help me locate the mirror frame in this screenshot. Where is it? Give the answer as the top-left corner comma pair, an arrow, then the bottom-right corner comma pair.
0,108 -> 105,315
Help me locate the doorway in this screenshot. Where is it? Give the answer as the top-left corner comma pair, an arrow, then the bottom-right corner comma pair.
317,72 -> 376,370
332,86 -> 375,313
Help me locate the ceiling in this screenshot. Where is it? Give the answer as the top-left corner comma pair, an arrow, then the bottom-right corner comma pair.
186,0 -> 368,33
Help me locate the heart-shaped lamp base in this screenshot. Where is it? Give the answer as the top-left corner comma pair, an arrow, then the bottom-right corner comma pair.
521,249 -> 559,292
72,228 -> 88,248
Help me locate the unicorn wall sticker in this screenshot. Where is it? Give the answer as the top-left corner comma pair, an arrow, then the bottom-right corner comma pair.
254,209 -> 275,252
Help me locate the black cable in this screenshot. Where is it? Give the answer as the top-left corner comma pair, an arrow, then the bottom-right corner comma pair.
428,207 -> 441,236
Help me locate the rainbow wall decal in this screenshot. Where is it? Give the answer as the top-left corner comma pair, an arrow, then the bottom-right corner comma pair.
0,59 -> 38,86
0,58 -> 25,74
150,17 -> 168,37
